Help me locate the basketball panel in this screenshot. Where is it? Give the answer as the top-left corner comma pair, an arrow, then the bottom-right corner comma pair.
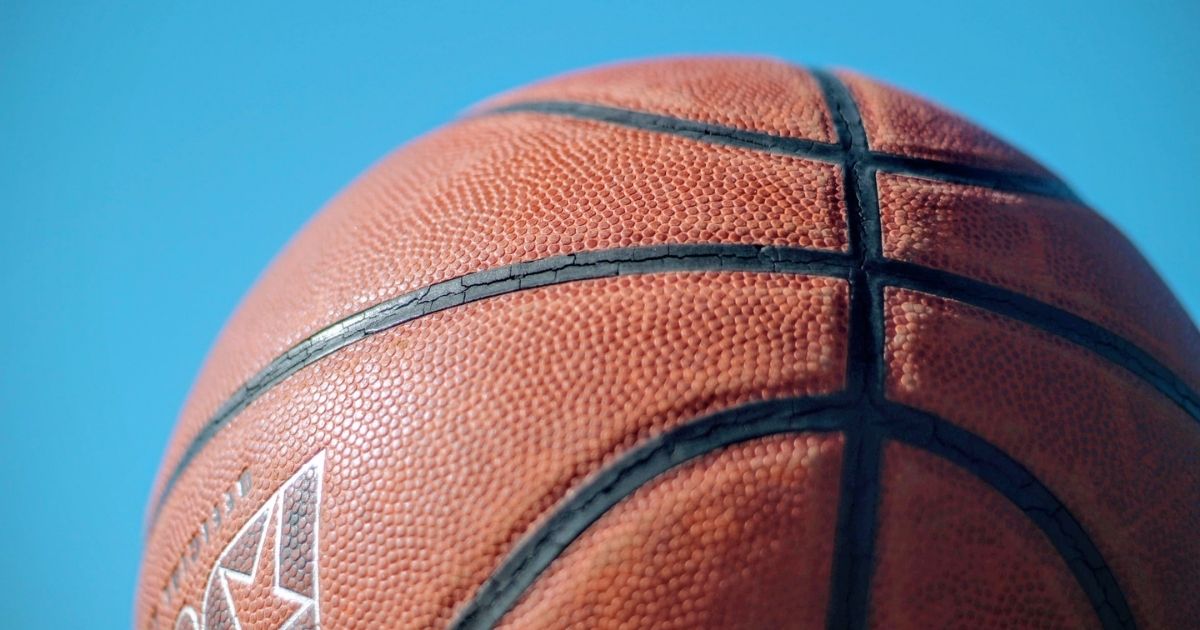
869,441 -> 1096,629
837,71 -> 1049,175
884,288 -> 1200,629
482,56 -> 836,143
138,273 -> 850,629
498,433 -> 845,630
878,172 -> 1200,387
148,113 -> 849,511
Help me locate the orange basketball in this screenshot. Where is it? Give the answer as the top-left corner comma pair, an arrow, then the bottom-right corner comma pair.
138,57 -> 1200,629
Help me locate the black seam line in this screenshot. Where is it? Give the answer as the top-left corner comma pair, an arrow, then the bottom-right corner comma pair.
146,254 -> 1200,536
814,68 -> 884,630
448,395 -> 856,630
145,244 -> 855,534
879,402 -> 1135,629
485,101 -> 845,163
873,260 -> 1200,421
484,100 -> 1081,203
447,395 -> 1131,629
825,414 -> 883,630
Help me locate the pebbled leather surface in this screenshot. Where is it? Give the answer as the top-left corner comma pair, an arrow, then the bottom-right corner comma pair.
498,433 -> 845,630
838,70 -> 1051,175
870,442 -> 1096,629
878,172 -> 1200,387
147,110 -> 849,516
482,56 -> 837,142
885,288 -> 1200,629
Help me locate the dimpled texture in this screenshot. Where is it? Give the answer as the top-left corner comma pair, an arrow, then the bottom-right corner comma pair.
838,71 -> 1049,175
148,110 -> 848,511
871,442 -> 1095,629
220,520 -> 303,630
884,288 -> 1200,629
279,467 -> 318,597
138,274 -> 849,628
497,433 -> 845,629
219,512 -> 267,575
878,172 -> 1200,387
484,56 -> 835,142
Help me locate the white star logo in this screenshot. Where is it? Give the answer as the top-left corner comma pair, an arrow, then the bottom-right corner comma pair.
175,452 -> 323,630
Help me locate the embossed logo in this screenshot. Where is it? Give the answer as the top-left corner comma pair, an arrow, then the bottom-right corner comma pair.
174,453 -> 324,630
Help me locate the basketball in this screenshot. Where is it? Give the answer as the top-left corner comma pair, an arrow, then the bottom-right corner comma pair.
138,56 -> 1200,629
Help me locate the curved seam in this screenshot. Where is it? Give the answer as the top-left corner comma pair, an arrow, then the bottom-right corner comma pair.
148,259 -> 1200,537
873,261 -> 1200,419
145,245 -> 854,533
879,402 -> 1135,628
483,100 -> 845,163
147,253 -> 1200,535
483,100 -> 1080,203
446,396 -> 1132,629
448,395 -> 856,629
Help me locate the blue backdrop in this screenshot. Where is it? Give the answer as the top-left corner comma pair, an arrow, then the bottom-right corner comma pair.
2,2 -> 1197,627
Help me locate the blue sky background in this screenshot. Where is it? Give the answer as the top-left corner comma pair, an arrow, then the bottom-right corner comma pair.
2,2 -> 1197,627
